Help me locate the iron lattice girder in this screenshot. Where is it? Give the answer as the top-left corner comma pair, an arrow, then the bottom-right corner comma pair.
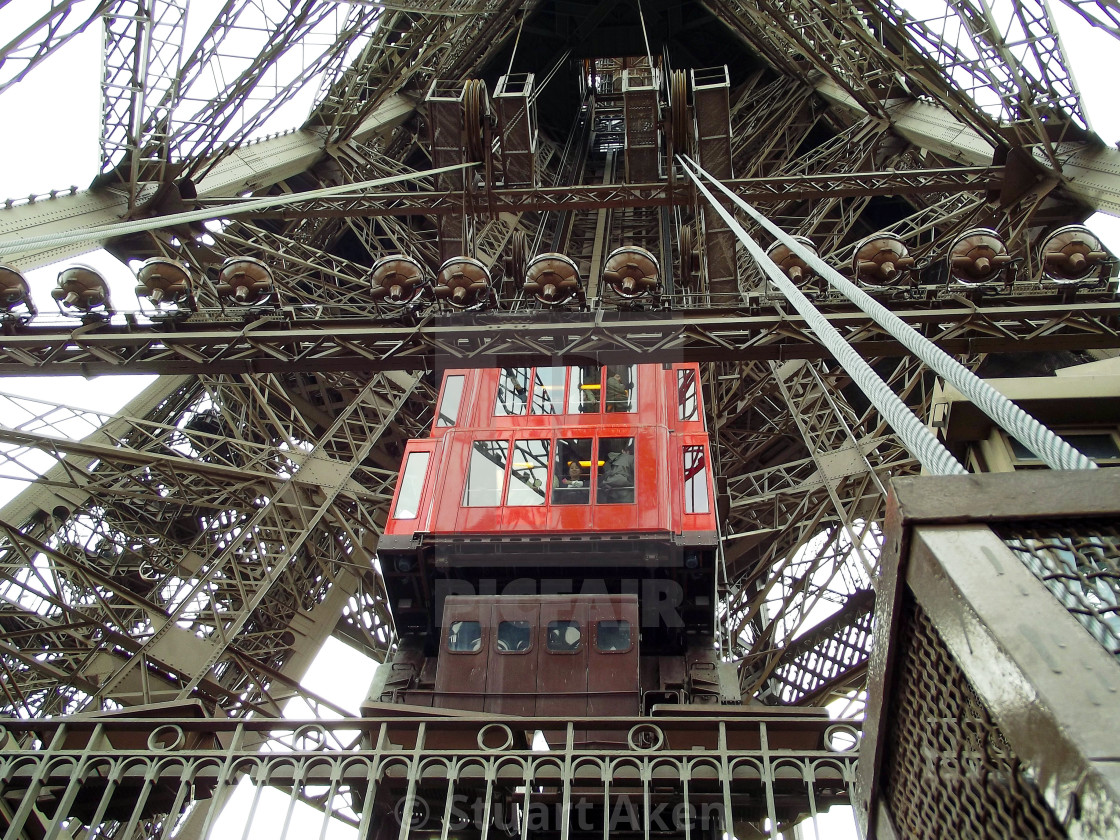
866,0 -> 1088,163
745,587 -> 876,705
0,494 -> 377,714
730,75 -> 824,178
0,371 -> 413,717
704,0 -> 1086,164
212,166 -> 1003,220
151,2 -> 380,182
0,520 -> 354,720
714,356 -> 927,688
98,0 -> 189,210
0,301 -> 1115,376
312,0 -> 522,143
0,1 -> 110,95
1058,0 -> 1120,40
0,426 -> 361,507
92,372 -> 417,702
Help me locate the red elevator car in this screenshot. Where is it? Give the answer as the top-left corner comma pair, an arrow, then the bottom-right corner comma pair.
380,363 -> 718,657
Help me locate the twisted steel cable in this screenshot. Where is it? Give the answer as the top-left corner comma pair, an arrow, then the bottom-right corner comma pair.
682,155 -> 1096,472
682,158 -> 968,476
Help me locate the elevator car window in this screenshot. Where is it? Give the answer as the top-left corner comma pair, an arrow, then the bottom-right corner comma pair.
497,620 -> 532,652
393,451 -> 430,519
463,440 -> 508,506
547,620 -> 582,652
495,368 -> 530,416
596,620 -> 631,652
447,620 -> 482,652
506,438 -> 550,506
437,375 -> 465,427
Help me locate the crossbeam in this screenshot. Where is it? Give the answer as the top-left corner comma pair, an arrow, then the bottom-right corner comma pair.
207,166 -> 1003,219
0,300 -> 1115,376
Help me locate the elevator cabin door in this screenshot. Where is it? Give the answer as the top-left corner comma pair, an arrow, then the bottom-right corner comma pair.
435,595 -> 640,717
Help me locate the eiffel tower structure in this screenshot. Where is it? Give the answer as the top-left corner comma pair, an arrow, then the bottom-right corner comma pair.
1,2 -> 1119,838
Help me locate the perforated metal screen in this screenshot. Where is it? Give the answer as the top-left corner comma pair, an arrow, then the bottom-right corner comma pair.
995,519 -> 1120,660
881,595 -> 1067,839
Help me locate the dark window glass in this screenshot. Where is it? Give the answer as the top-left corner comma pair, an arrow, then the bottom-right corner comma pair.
1010,433 -> 1120,462
547,620 -> 581,652
683,445 -> 710,514
552,438 -> 592,504
447,620 -> 482,652
568,366 -> 601,414
598,437 -> 635,504
495,368 -> 530,416
393,451 -> 430,519
436,375 -> 465,427
506,438 -> 550,505
677,369 -> 698,421
497,620 -> 532,652
463,440 -> 508,506
596,620 -> 631,652
1070,434 -> 1120,460
1008,437 -> 1039,460
531,367 -> 565,415
604,365 -> 636,413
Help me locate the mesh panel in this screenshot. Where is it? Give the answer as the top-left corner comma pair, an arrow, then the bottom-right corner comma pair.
882,594 -> 1066,840
994,519 -> 1120,659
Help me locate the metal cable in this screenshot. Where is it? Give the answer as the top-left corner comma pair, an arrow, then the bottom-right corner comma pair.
528,48 -> 571,107
680,158 -> 967,476
682,155 -> 1097,472
0,161 -> 479,260
636,0 -> 656,78
506,10 -> 526,77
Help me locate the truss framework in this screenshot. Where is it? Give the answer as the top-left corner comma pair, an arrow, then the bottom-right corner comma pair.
0,6 -> 1117,823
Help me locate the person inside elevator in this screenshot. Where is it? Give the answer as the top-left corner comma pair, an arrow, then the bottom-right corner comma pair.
605,370 -> 629,412
599,439 -> 634,503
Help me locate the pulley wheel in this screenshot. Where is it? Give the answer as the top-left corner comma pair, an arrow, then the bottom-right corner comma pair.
671,70 -> 690,154
463,79 -> 487,163
509,230 -> 527,288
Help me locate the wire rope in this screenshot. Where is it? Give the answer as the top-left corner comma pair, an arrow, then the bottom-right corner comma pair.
681,156 -> 968,476
682,155 -> 1097,472
0,162 -> 478,260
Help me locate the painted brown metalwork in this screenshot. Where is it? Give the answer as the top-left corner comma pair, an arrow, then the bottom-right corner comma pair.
1,0 -> 1120,835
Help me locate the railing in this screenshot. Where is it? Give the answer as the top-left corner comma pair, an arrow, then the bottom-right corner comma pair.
0,711 -> 858,839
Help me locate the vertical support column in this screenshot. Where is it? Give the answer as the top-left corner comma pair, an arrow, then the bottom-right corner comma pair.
692,66 -> 737,300
586,151 -> 617,299
494,73 -> 537,188
426,80 -> 467,261
622,65 -> 661,184
100,0 -> 189,208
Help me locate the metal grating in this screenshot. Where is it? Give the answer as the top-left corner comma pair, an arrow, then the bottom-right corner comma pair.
995,519 -> 1120,660
881,594 -> 1067,840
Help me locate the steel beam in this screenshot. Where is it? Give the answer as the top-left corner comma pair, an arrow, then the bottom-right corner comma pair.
0,300 -> 1113,376
205,166 -> 1002,220
818,77 -> 1120,215
0,95 -> 413,268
